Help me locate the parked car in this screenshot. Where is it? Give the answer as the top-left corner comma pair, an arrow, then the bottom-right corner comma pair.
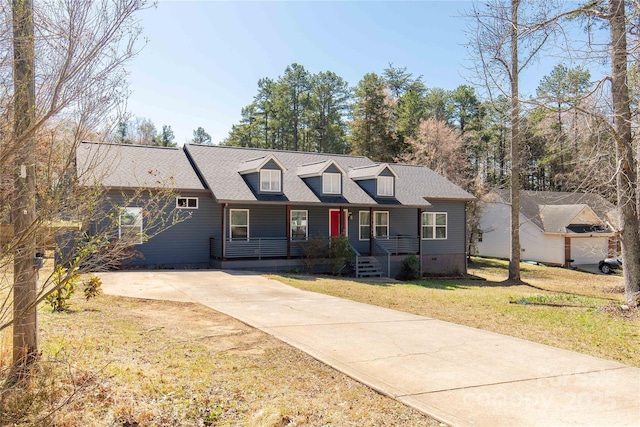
598,257 -> 622,274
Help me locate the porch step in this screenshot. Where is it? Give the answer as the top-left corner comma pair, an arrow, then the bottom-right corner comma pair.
356,256 -> 383,278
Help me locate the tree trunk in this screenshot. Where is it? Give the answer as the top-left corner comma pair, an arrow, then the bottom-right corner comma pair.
610,0 -> 640,307
12,0 -> 38,369
509,0 -> 522,282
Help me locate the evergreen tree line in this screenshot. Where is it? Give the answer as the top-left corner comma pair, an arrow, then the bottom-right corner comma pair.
111,117 -> 212,147
223,62 -> 615,199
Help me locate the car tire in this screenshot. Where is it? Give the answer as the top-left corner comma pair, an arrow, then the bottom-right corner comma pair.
600,264 -> 612,274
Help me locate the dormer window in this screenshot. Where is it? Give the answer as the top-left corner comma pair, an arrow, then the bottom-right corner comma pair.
260,169 -> 281,192
322,173 -> 341,195
377,176 -> 394,197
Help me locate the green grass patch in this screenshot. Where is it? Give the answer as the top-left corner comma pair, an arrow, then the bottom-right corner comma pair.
273,257 -> 639,367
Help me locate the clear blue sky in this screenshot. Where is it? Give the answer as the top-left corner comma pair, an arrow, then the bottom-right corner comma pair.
124,0 -> 568,145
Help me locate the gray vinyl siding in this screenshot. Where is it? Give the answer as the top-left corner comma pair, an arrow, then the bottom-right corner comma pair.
358,179 -> 376,197
225,204 -> 332,240
225,204 -> 287,239
303,177 -> 322,196
244,172 -> 260,192
389,208 -> 418,237
421,201 -> 467,255
92,190 -> 215,267
263,159 -> 281,170
139,193 -> 216,265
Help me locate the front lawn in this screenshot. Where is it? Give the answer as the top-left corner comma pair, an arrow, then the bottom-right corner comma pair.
273,257 -> 639,367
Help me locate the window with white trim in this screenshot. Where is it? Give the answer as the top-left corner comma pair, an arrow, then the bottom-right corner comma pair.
422,212 -> 447,239
260,169 -> 281,192
176,197 -> 198,209
119,207 -> 143,244
291,210 -> 308,240
322,173 -> 341,195
230,209 -> 249,240
374,211 -> 389,238
359,211 -> 370,240
377,176 -> 394,196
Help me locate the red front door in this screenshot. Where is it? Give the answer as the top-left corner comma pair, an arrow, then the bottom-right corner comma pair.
330,209 -> 346,237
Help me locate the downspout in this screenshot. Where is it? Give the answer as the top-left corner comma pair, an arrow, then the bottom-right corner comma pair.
221,203 -> 227,261
369,206 -> 374,255
418,208 -> 423,276
464,202 -> 468,274
286,205 -> 291,258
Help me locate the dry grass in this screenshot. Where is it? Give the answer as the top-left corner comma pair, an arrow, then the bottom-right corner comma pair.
273,257 -> 639,367
1,290 -> 441,426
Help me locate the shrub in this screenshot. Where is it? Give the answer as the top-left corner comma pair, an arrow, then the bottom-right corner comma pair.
45,266 -> 79,312
328,236 -> 354,275
297,235 -> 330,274
83,276 -> 103,300
397,254 -> 421,281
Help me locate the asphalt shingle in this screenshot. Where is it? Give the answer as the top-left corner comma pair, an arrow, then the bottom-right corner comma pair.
184,144 -> 475,206
77,142 -> 205,191
490,190 -> 617,232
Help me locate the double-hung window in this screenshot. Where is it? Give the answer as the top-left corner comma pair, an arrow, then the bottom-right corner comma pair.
377,176 -> 394,197
422,212 -> 447,239
119,207 -> 143,244
291,210 -> 308,240
230,209 -> 249,240
374,211 -> 389,238
322,173 -> 341,195
260,169 -> 281,192
359,211 -> 370,240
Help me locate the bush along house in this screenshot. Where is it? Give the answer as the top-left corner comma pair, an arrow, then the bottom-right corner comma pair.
76,142 -> 475,278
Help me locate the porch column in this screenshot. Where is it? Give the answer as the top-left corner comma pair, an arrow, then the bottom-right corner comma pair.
564,236 -> 571,267
369,206 -> 374,254
221,203 -> 227,261
286,205 -> 291,258
340,205 -> 345,236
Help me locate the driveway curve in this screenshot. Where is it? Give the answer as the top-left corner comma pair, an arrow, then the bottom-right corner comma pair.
99,270 -> 640,427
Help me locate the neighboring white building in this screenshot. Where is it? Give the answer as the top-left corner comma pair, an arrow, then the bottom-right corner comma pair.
477,190 -> 619,266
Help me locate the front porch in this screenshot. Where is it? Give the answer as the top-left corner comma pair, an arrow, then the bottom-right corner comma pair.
209,235 -> 420,278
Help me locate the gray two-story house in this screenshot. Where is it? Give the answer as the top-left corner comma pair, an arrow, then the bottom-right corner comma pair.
76,142 -> 475,277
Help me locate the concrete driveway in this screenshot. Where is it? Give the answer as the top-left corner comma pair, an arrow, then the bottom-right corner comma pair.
99,270 -> 640,427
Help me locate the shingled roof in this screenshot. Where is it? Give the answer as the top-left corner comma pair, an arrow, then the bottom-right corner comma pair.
76,142 -> 205,191
184,144 -> 474,206
488,190 -> 618,233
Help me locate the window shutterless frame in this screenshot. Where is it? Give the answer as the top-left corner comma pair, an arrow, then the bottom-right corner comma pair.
422,212 -> 447,240
230,209 -> 249,240
260,169 -> 281,192
374,211 -> 389,238
290,210 -> 308,240
322,172 -> 341,194
119,206 -> 143,244
176,197 -> 198,209
376,176 -> 394,197
359,211 -> 370,240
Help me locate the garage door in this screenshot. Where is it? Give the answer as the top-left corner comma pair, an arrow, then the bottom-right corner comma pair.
571,237 -> 608,264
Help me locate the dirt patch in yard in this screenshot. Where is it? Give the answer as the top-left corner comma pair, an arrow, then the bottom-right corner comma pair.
4,294 -> 442,426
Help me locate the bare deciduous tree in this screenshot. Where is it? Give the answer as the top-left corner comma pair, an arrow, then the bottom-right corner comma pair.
398,117 -> 469,188
0,0 -> 190,373
466,0 -> 563,283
